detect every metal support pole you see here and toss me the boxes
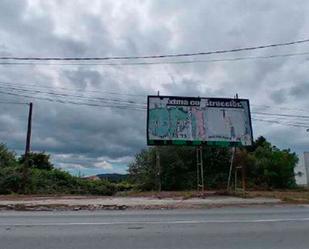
[234,167,238,191]
[227,146,235,191]
[156,147,161,192]
[196,147,200,191]
[200,147,204,191]
[242,164,246,192]
[196,146,204,191]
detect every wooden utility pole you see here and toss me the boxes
[22,102,33,193]
[24,102,33,158]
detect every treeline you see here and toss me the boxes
[0,136,299,195]
[128,136,299,191]
[0,144,126,195]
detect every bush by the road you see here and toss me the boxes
[128,136,298,191]
[0,136,299,195]
[0,166,116,195]
[0,145,117,195]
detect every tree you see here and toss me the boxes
[251,143,298,188]
[246,136,266,152]
[19,152,54,171]
[0,143,17,168]
[129,136,299,190]
[128,146,232,190]
[233,136,298,189]
[128,148,157,190]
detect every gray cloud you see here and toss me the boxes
[270,89,288,104]
[289,82,309,98]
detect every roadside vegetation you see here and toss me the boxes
[128,136,299,191]
[0,136,303,196]
[0,145,122,195]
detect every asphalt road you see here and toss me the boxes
[1,206,309,249]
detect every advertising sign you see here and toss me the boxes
[147,96,253,146]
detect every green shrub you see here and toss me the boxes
[0,167,116,195]
[0,166,23,194]
[0,143,18,168]
[19,152,53,171]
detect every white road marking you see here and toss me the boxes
[2,217,309,227]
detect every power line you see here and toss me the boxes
[2,85,309,118]
[3,85,309,118]
[1,81,309,121]
[251,115,309,125]
[0,85,147,106]
[251,116,309,126]
[1,90,309,129]
[1,38,309,61]
[251,104,308,113]
[0,81,147,98]
[252,118,309,128]
[252,111,309,119]
[0,90,146,111]
[0,81,308,116]
[0,81,307,116]
[0,100,28,105]
[1,51,309,66]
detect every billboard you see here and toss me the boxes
[147,96,253,146]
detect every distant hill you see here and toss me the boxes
[96,173,128,182]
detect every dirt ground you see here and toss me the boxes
[0,190,308,211]
[0,191,279,211]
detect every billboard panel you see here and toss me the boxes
[147,96,253,146]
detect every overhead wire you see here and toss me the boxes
[1,38,309,61]
[1,89,308,129]
[251,114,309,124]
[251,115,309,125]
[251,104,308,113]
[0,90,146,111]
[0,81,308,115]
[0,100,28,105]
[0,80,309,129]
[1,37,309,131]
[0,80,147,98]
[1,51,309,66]
[252,111,309,119]
[252,118,309,128]
[1,83,309,120]
[0,85,147,107]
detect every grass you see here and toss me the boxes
[119,188,309,204]
[245,188,309,203]
[115,190,218,199]
[3,189,309,204]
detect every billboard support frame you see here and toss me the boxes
[196,145,204,191]
[227,146,236,191]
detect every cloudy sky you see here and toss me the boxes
[0,0,309,176]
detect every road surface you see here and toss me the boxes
[1,206,309,249]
